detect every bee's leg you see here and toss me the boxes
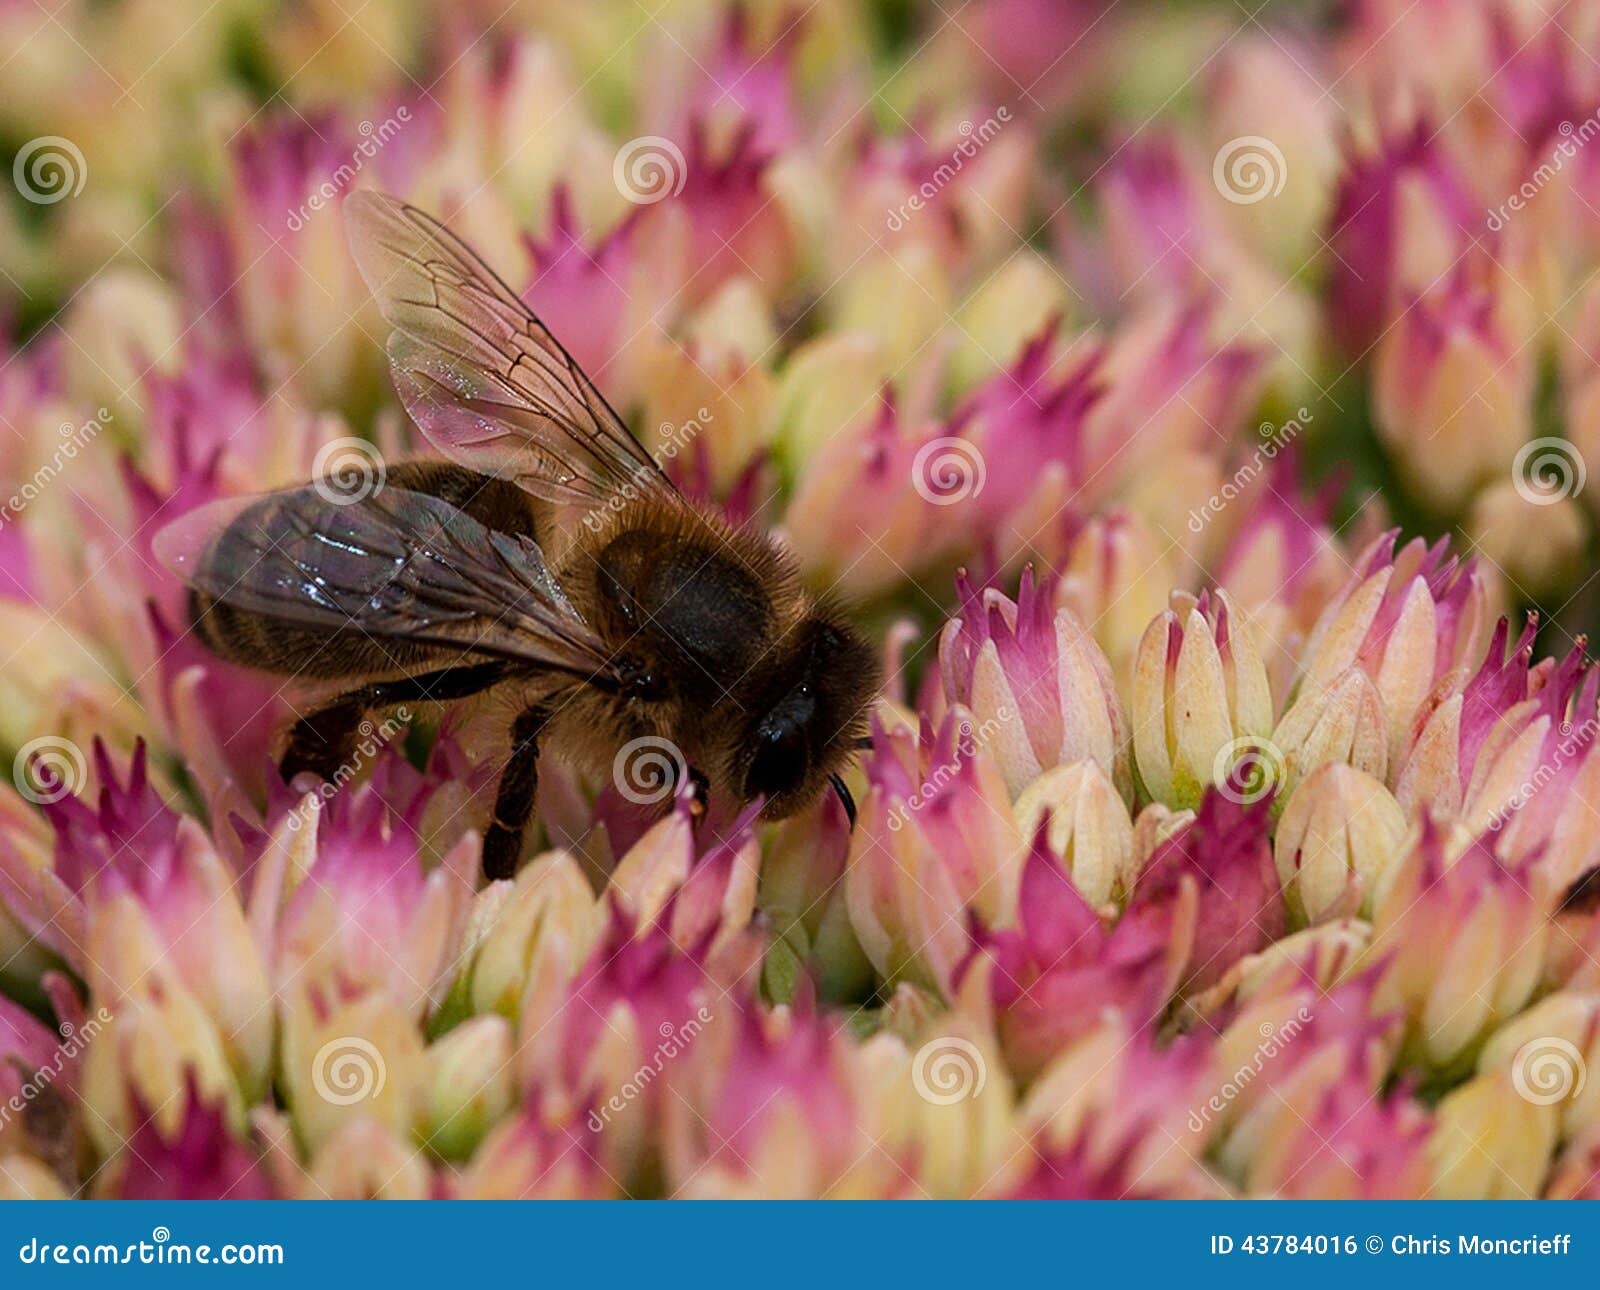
[482,704,550,882]
[686,765,710,820]
[280,700,368,783]
[828,773,857,828]
[279,662,510,783]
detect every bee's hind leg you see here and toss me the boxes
[482,704,550,882]
[279,661,510,785]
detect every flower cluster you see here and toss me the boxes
[3,0,1600,1201]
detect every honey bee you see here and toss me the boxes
[156,192,881,880]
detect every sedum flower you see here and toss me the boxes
[1134,789,1284,996]
[1373,263,1532,513]
[1465,480,1587,597]
[1011,760,1136,910]
[1366,825,1549,1070]
[420,1015,516,1163]
[1131,589,1274,809]
[662,1003,882,1199]
[845,710,1023,993]
[1326,118,1478,357]
[959,834,1195,1080]
[1428,1067,1560,1199]
[1294,531,1489,769]
[939,571,1129,800]
[1274,763,1408,924]
[1476,993,1600,1143]
[855,1012,1014,1200]
[1005,1018,1216,1198]
[1245,1080,1433,1200]
[269,785,479,1023]
[108,1074,275,1200]
[453,1102,607,1200]
[1054,509,1175,673]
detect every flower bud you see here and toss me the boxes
[1012,760,1136,909]
[1132,590,1273,809]
[420,1015,516,1162]
[1274,764,1407,924]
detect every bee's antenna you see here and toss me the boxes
[828,773,857,828]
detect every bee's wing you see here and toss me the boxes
[154,486,623,682]
[345,190,679,509]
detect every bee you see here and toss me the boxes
[156,192,881,880]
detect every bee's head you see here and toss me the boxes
[737,613,881,818]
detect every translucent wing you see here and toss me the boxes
[154,485,623,682]
[345,190,677,508]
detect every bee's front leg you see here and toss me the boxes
[483,704,550,881]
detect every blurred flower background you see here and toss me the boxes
[4,0,1600,1199]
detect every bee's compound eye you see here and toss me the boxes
[744,719,807,803]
